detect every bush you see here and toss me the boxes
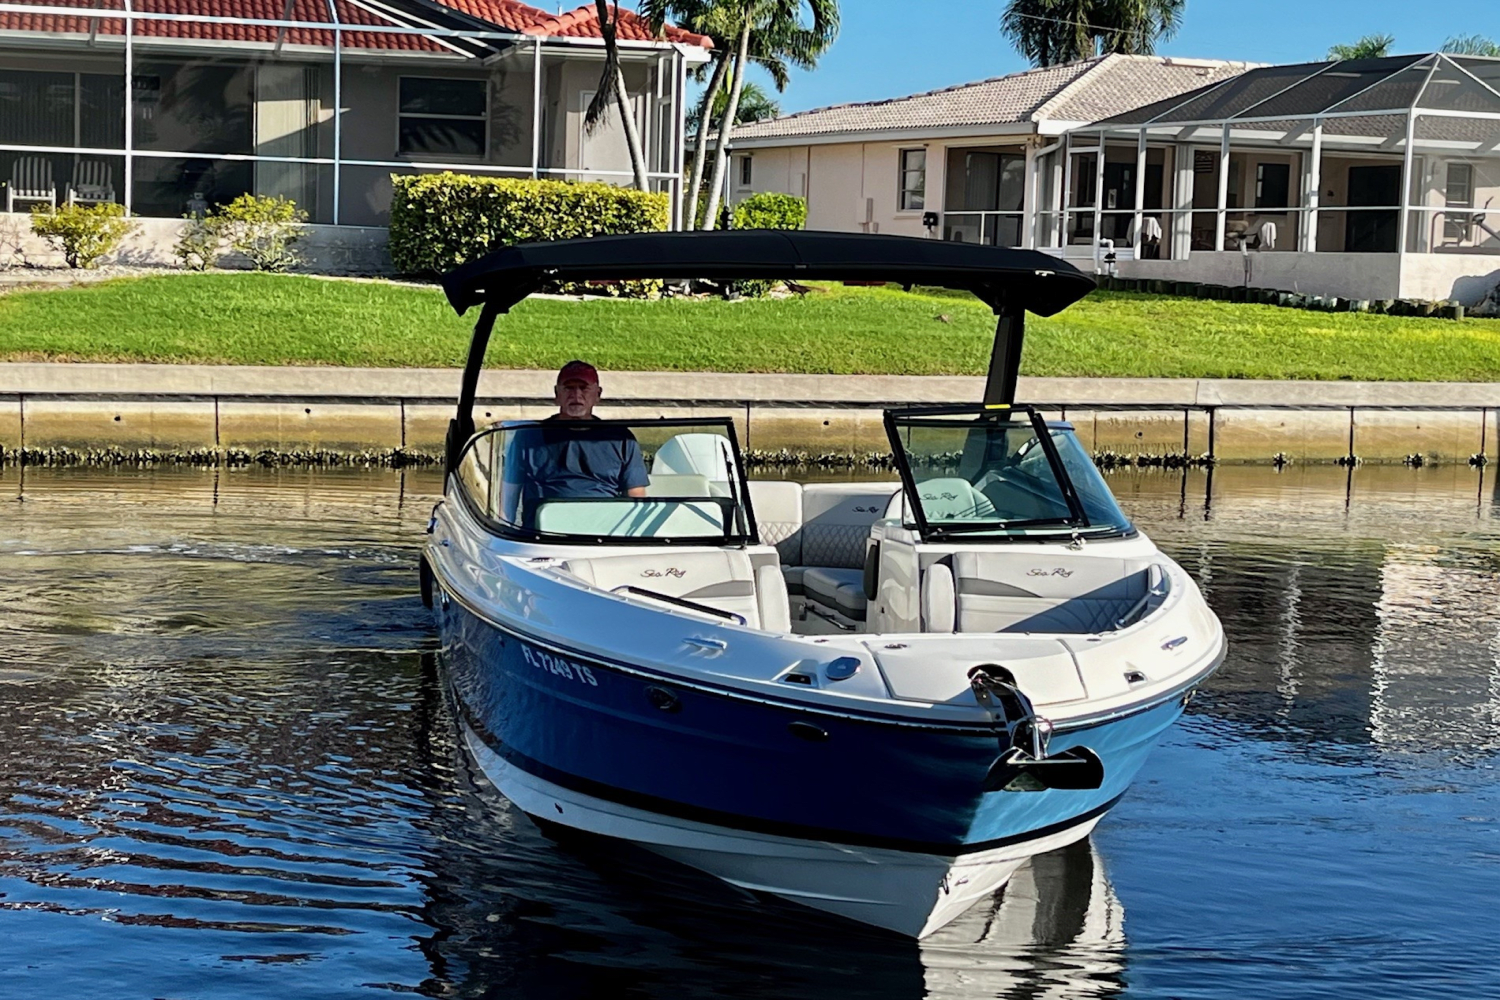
[731,192,807,232]
[213,194,306,272]
[173,216,223,272]
[29,202,134,269]
[389,173,670,279]
[726,192,808,298]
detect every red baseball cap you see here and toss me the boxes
[556,360,599,386]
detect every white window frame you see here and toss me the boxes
[898,147,926,212]
[396,75,489,161]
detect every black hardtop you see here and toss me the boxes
[439,229,1095,317]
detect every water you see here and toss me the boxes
[0,463,1496,998]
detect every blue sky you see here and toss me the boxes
[744,0,1498,114]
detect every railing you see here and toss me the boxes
[940,211,1025,247]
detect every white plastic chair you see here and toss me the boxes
[67,159,115,206]
[6,156,56,213]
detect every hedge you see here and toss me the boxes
[388,173,670,276]
[731,192,808,232]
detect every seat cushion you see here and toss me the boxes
[748,480,803,565]
[563,550,759,626]
[950,551,1151,634]
[801,483,900,569]
[803,566,867,621]
[780,564,807,596]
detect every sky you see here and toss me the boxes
[739,0,1499,115]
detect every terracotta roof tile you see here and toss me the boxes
[0,0,709,51]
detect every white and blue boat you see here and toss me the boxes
[421,231,1225,938]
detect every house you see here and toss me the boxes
[722,55,1254,243]
[1058,53,1500,305]
[0,0,710,230]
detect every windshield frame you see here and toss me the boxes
[447,416,761,547]
[883,403,1103,543]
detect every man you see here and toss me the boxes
[500,361,649,525]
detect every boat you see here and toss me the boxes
[420,230,1225,938]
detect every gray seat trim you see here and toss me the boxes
[804,566,867,621]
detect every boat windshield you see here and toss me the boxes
[887,407,1134,540]
[451,417,756,545]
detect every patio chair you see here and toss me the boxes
[6,156,56,213]
[67,159,116,206]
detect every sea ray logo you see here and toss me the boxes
[852,505,881,513]
[1027,567,1074,578]
[641,568,687,578]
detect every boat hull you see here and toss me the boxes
[436,589,1192,935]
[460,719,1104,938]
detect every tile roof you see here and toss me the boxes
[0,0,710,51]
[727,55,1255,143]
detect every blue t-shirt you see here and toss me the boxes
[506,418,650,516]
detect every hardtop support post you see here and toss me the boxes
[983,305,1025,407]
[446,300,503,476]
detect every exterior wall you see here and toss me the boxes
[731,134,1036,239]
[0,211,393,273]
[1118,251,1403,302]
[0,40,678,229]
[1399,253,1500,304]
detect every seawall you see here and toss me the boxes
[0,363,1494,466]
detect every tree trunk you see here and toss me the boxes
[701,17,751,230]
[614,62,651,192]
[684,52,730,230]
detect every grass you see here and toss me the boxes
[2,271,1500,381]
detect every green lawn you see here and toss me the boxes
[2,272,1499,380]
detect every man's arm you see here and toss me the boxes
[621,435,650,498]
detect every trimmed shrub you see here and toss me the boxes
[726,192,808,298]
[29,202,134,269]
[731,191,807,232]
[214,194,306,272]
[173,216,223,272]
[389,173,671,281]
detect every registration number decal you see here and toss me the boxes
[521,645,599,687]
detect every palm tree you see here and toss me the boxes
[1327,34,1396,60]
[1001,0,1184,68]
[643,0,803,228]
[687,80,780,132]
[699,0,838,229]
[584,2,651,191]
[1442,34,1500,57]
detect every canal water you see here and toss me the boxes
[0,463,1496,998]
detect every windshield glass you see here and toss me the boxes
[452,418,754,544]
[889,411,1133,539]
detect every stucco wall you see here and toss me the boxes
[733,136,1034,238]
[1119,251,1404,302]
[1400,253,1500,304]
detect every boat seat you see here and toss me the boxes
[948,551,1152,634]
[794,483,900,622]
[803,567,867,621]
[561,549,761,627]
[748,480,803,580]
[646,473,712,497]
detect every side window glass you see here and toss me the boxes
[456,430,499,517]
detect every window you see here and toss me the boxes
[1255,162,1291,209]
[398,77,486,159]
[1445,162,1474,242]
[738,154,753,187]
[899,148,925,211]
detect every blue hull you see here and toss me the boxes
[439,593,1187,855]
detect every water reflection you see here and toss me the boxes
[0,463,1495,997]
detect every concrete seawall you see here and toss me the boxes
[0,363,1494,466]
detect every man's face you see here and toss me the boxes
[555,378,600,418]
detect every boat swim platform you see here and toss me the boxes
[0,363,1494,466]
